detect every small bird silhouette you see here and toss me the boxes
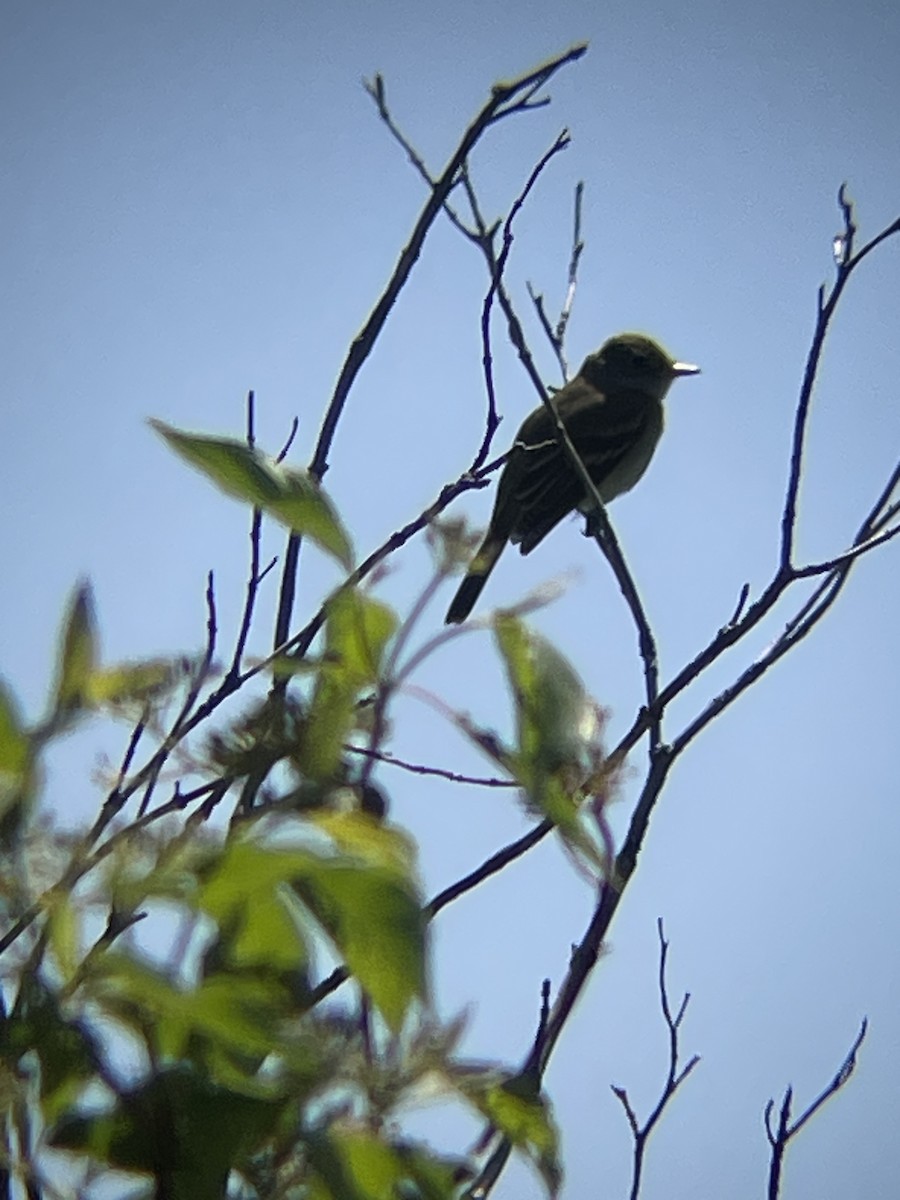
[445,333,700,624]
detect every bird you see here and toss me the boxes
[444,332,700,624]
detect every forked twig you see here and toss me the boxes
[764,1019,868,1199]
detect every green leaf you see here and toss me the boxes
[312,810,415,877]
[86,658,180,706]
[494,616,611,872]
[295,858,426,1033]
[199,833,425,1033]
[324,590,398,685]
[177,974,292,1059]
[46,890,80,985]
[495,615,598,780]
[105,834,210,913]
[306,1128,409,1200]
[398,1143,473,1200]
[5,975,102,1124]
[53,582,98,715]
[305,1128,465,1200]
[298,590,398,782]
[0,679,35,828]
[470,1074,561,1198]
[90,952,292,1066]
[198,840,311,973]
[50,1064,285,1198]
[151,420,353,567]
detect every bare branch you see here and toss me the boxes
[268,48,587,683]
[765,1020,868,1199]
[348,744,517,787]
[357,571,450,791]
[275,415,300,463]
[468,129,573,471]
[363,74,474,241]
[525,181,584,383]
[793,521,900,576]
[311,45,586,485]
[112,713,147,795]
[425,821,552,920]
[222,394,271,682]
[725,582,751,628]
[556,180,585,357]
[527,282,559,363]
[611,920,700,1200]
[781,190,899,569]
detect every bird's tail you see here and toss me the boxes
[444,535,506,624]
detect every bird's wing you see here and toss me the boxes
[507,384,657,554]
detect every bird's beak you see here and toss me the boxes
[671,361,701,377]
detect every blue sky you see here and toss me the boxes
[2,1,899,1196]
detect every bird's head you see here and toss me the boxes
[583,333,700,401]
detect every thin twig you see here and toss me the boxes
[528,181,585,381]
[425,821,551,919]
[764,1019,868,1200]
[227,392,266,681]
[358,571,446,790]
[133,571,217,820]
[469,129,573,473]
[312,46,587,487]
[349,745,516,787]
[556,180,585,367]
[780,191,899,569]
[611,919,700,1200]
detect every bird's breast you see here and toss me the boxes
[594,403,663,504]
